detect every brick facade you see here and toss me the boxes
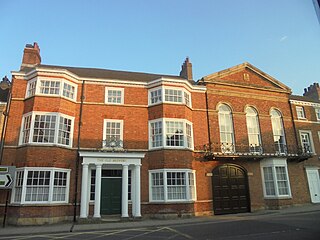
[0,43,319,225]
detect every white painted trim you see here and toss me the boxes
[11,167,71,205]
[148,168,196,203]
[19,111,75,147]
[299,130,316,155]
[260,159,292,199]
[105,87,124,105]
[290,99,320,108]
[148,118,194,150]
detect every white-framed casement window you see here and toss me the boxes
[19,112,74,147]
[260,159,291,199]
[26,77,77,101]
[270,109,287,154]
[149,169,196,202]
[103,119,124,148]
[245,107,262,153]
[296,106,306,119]
[149,118,193,150]
[12,167,70,204]
[315,108,320,121]
[105,87,124,104]
[148,87,192,107]
[299,130,315,154]
[218,104,235,153]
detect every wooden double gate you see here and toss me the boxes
[212,164,251,215]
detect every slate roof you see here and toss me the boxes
[290,95,320,104]
[20,64,191,83]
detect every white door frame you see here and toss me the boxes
[306,167,320,203]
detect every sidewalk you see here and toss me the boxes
[1,204,320,236]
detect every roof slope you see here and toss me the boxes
[20,64,188,83]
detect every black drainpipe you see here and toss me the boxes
[71,80,85,232]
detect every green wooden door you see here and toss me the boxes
[101,178,122,215]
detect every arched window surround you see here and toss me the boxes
[270,108,287,154]
[218,103,235,153]
[245,106,262,153]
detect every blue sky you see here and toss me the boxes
[0,0,319,95]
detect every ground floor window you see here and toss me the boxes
[260,159,291,198]
[149,169,196,202]
[12,168,70,204]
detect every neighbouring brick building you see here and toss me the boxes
[0,43,319,225]
[289,84,320,204]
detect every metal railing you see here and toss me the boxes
[102,138,123,150]
[203,142,312,158]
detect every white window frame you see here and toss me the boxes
[105,87,124,105]
[296,106,306,119]
[270,109,287,154]
[149,169,196,203]
[149,118,194,150]
[260,159,292,199]
[102,119,124,148]
[11,167,70,204]
[245,107,262,153]
[299,130,315,154]
[149,87,162,105]
[218,104,235,153]
[19,111,74,147]
[148,86,192,107]
[315,108,320,121]
[25,77,78,101]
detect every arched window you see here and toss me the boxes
[270,109,286,153]
[218,104,235,153]
[245,107,262,153]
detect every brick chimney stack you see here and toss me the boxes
[21,42,41,69]
[179,57,193,81]
[303,82,320,100]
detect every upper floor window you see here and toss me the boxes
[149,169,196,202]
[105,87,124,104]
[148,87,191,107]
[103,119,123,148]
[299,130,314,154]
[149,118,193,150]
[246,107,262,153]
[26,78,77,101]
[315,108,320,121]
[20,112,74,147]
[270,109,286,154]
[12,167,70,204]
[218,104,235,153]
[296,106,306,119]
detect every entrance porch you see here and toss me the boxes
[79,151,145,219]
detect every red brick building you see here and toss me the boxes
[289,84,320,205]
[0,43,318,225]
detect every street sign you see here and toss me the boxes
[0,166,15,189]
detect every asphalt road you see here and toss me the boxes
[1,211,319,240]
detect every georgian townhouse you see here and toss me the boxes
[196,63,313,214]
[0,43,316,225]
[289,85,320,204]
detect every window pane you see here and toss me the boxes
[25,170,51,202]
